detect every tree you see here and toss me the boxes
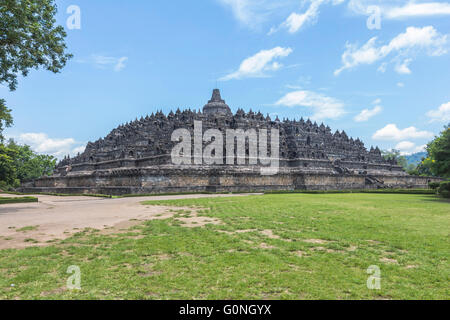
[0,0,69,189]
[382,149,408,168]
[0,0,72,91]
[424,124,450,178]
[0,0,72,139]
[0,140,56,189]
[405,163,417,174]
[412,157,434,177]
[7,140,56,181]
[0,99,13,142]
[0,143,18,188]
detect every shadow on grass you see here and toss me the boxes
[416,195,450,204]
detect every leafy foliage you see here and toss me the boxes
[383,128,450,177]
[428,182,440,190]
[0,99,13,142]
[424,125,450,178]
[381,149,417,173]
[403,152,429,175]
[0,140,56,190]
[0,0,72,91]
[0,143,17,185]
[411,160,433,177]
[0,0,72,143]
[7,140,56,180]
[437,181,450,198]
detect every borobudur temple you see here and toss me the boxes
[22,89,438,195]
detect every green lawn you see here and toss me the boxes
[0,193,448,300]
[0,197,38,205]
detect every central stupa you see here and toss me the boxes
[203,89,232,116]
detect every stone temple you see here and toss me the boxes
[22,89,436,195]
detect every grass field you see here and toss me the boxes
[0,197,38,205]
[0,193,448,300]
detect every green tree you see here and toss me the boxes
[0,0,70,188]
[0,0,72,140]
[0,140,56,189]
[414,158,434,177]
[0,0,72,91]
[405,163,417,174]
[382,149,408,169]
[0,99,13,142]
[425,124,450,178]
[7,140,56,181]
[0,144,17,185]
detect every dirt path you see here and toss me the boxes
[0,193,260,250]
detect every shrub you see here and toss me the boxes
[0,180,7,190]
[0,179,21,191]
[12,179,20,189]
[0,180,13,191]
[429,182,441,190]
[437,181,450,198]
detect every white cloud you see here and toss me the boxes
[395,58,412,74]
[218,0,296,29]
[11,133,85,159]
[348,1,450,19]
[218,0,253,25]
[372,98,381,105]
[354,105,382,122]
[72,146,86,155]
[426,101,450,122]
[395,141,427,155]
[271,0,324,34]
[395,140,415,151]
[78,55,129,72]
[220,47,293,81]
[414,144,427,153]
[335,26,448,75]
[114,57,128,72]
[269,0,344,35]
[220,1,450,31]
[386,2,450,19]
[372,124,433,141]
[275,90,346,120]
[397,82,405,87]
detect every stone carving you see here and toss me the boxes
[57,89,385,169]
[22,89,439,195]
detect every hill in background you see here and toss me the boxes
[405,152,427,166]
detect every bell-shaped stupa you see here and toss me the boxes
[203,89,232,116]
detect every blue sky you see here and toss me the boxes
[2,0,450,159]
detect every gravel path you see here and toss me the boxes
[0,193,260,249]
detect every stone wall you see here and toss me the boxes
[21,166,440,195]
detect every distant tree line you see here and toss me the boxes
[383,124,450,179]
[418,124,450,178]
[0,140,56,190]
[382,149,414,173]
[383,124,450,198]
